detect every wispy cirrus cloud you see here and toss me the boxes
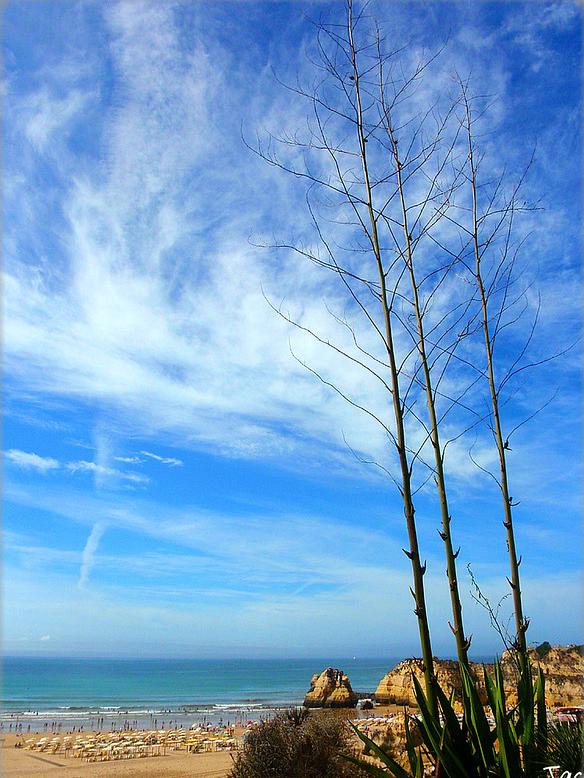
[22,87,95,151]
[2,0,581,658]
[3,448,148,485]
[3,0,579,488]
[66,460,149,485]
[4,449,60,473]
[113,452,184,466]
[140,451,183,467]
[78,522,107,589]
[4,488,582,656]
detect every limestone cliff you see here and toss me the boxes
[350,716,423,771]
[303,667,357,708]
[374,658,488,708]
[374,645,583,709]
[502,643,584,708]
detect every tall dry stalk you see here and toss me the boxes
[343,2,437,712]
[461,90,529,668]
[376,48,471,669]
[250,2,504,707]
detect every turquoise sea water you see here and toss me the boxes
[1,657,399,731]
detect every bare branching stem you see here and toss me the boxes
[254,0,544,705]
[386,113,471,669]
[463,93,529,669]
[347,0,438,714]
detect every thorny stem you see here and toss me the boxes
[348,0,438,716]
[385,109,471,669]
[464,96,529,670]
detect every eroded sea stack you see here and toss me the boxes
[303,645,582,712]
[303,667,357,708]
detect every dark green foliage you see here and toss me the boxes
[346,721,420,778]
[347,656,575,778]
[534,642,552,660]
[540,721,584,774]
[228,709,363,778]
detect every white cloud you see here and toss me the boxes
[78,522,107,589]
[4,530,582,656]
[140,450,183,467]
[1,0,581,662]
[4,449,60,473]
[1,1,391,476]
[3,448,150,487]
[23,87,93,151]
[66,460,149,485]
[40,634,51,641]
[2,0,580,495]
[4,479,406,592]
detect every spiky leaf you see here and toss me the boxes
[347,721,412,778]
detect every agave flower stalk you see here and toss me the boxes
[380,107,471,670]
[347,1,439,715]
[463,96,529,669]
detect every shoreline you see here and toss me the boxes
[0,702,306,735]
[0,695,392,735]
[1,706,405,778]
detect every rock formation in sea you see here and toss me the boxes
[348,644,583,773]
[303,667,358,708]
[374,644,583,709]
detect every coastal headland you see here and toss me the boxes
[3,644,581,776]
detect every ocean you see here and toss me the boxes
[1,656,398,732]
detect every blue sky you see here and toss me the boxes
[3,0,582,659]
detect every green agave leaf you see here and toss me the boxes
[483,666,498,720]
[517,659,535,746]
[461,663,494,774]
[522,665,548,774]
[493,696,521,778]
[404,714,424,778]
[412,675,469,778]
[343,753,398,778]
[535,666,547,757]
[412,675,443,748]
[480,659,520,778]
[494,660,507,713]
[435,684,462,738]
[435,681,476,769]
[347,721,412,778]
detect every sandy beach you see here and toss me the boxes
[1,733,234,778]
[1,708,402,777]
